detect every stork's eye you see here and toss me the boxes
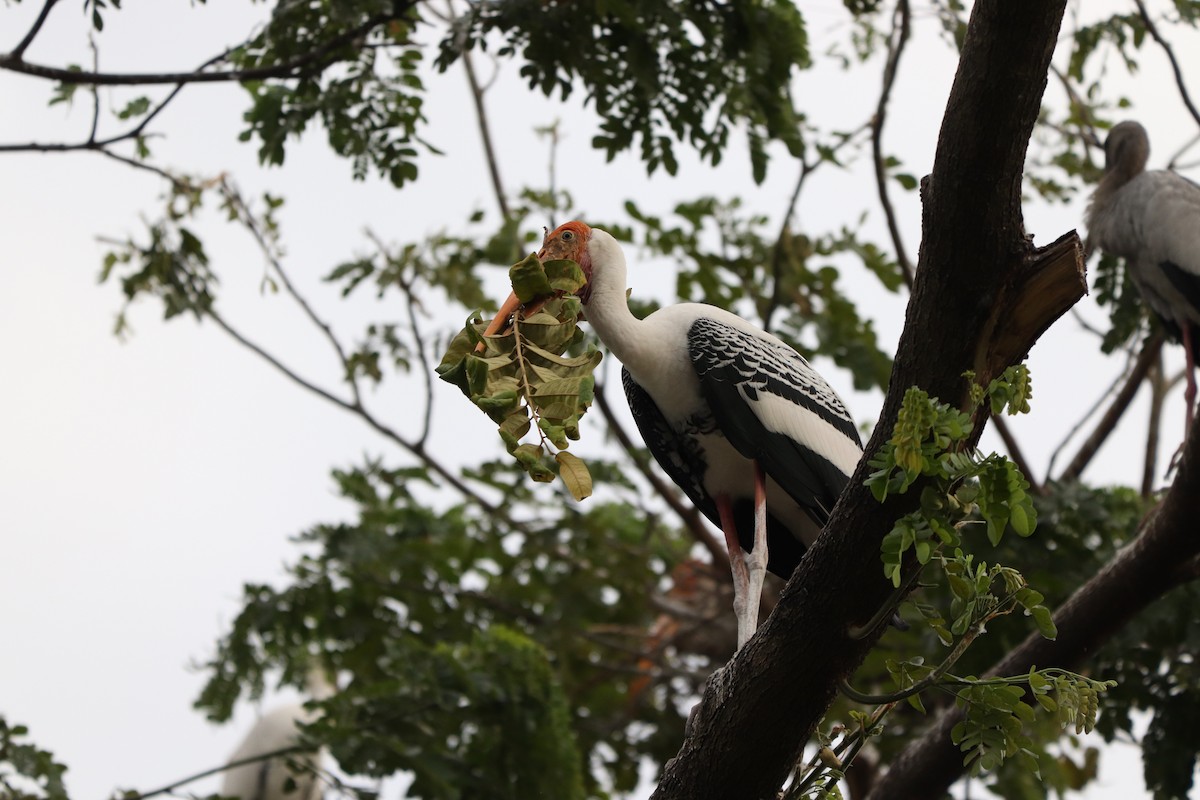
[561,230,574,241]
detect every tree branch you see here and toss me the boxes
[868,413,1200,798]
[0,12,396,86]
[989,414,1042,494]
[1133,0,1200,130]
[1056,332,1164,483]
[222,181,365,410]
[203,306,524,535]
[1142,349,1166,497]
[445,0,511,223]
[9,0,59,61]
[115,744,312,800]
[871,0,915,290]
[652,2,1080,795]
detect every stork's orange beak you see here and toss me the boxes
[474,290,554,353]
[473,232,576,353]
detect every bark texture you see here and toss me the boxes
[652,1,1080,797]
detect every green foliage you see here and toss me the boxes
[953,670,1113,777]
[439,0,810,181]
[1093,251,1149,353]
[1068,14,1146,81]
[196,460,691,797]
[437,255,601,499]
[0,717,69,800]
[1089,570,1200,800]
[845,370,1107,785]
[234,3,431,186]
[311,627,586,800]
[83,0,121,31]
[100,222,215,335]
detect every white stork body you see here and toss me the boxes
[221,705,322,800]
[1087,121,1200,426]
[524,221,863,646]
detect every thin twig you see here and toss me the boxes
[86,33,100,143]
[1133,0,1200,130]
[96,148,194,192]
[114,745,312,800]
[362,230,435,447]
[870,0,915,289]
[1142,349,1165,497]
[223,181,364,410]
[1045,334,1137,476]
[1,12,399,86]
[204,307,520,531]
[445,0,510,222]
[989,414,1042,494]
[2,54,211,153]
[1048,65,1102,150]
[9,0,59,61]
[1057,332,1164,483]
[762,160,811,334]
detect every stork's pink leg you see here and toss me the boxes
[1184,325,1196,431]
[716,462,770,650]
[745,461,769,643]
[717,494,752,650]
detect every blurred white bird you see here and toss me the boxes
[220,672,333,800]
[1086,120,1200,428]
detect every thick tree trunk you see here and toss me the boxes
[652,1,1080,797]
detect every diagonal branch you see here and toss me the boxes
[869,413,1200,798]
[9,0,59,61]
[1,11,398,86]
[1133,0,1200,130]
[203,306,525,535]
[871,0,915,289]
[1,51,221,153]
[1142,349,1166,497]
[1056,332,1164,483]
[989,414,1042,494]
[222,180,364,411]
[115,744,313,800]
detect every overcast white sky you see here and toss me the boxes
[1,2,1195,798]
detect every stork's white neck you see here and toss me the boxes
[581,230,653,374]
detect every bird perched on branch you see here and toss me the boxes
[220,672,333,800]
[1086,120,1200,429]
[484,221,863,649]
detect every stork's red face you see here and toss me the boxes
[539,220,594,304]
[476,221,594,351]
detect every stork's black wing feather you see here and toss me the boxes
[1160,260,1200,322]
[686,317,861,526]
[621,367,719,526]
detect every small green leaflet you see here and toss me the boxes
[437,255,600,500]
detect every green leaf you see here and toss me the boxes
[510,252,554,303]
[1030,606,1058,640]
[555,452,592,501]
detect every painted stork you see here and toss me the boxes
[1086,120,1200,428]
[220,704,323,800]
[485,221,863,648]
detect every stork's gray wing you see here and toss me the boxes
[686,317,862,525]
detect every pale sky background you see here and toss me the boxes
[1,2,1195,798]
